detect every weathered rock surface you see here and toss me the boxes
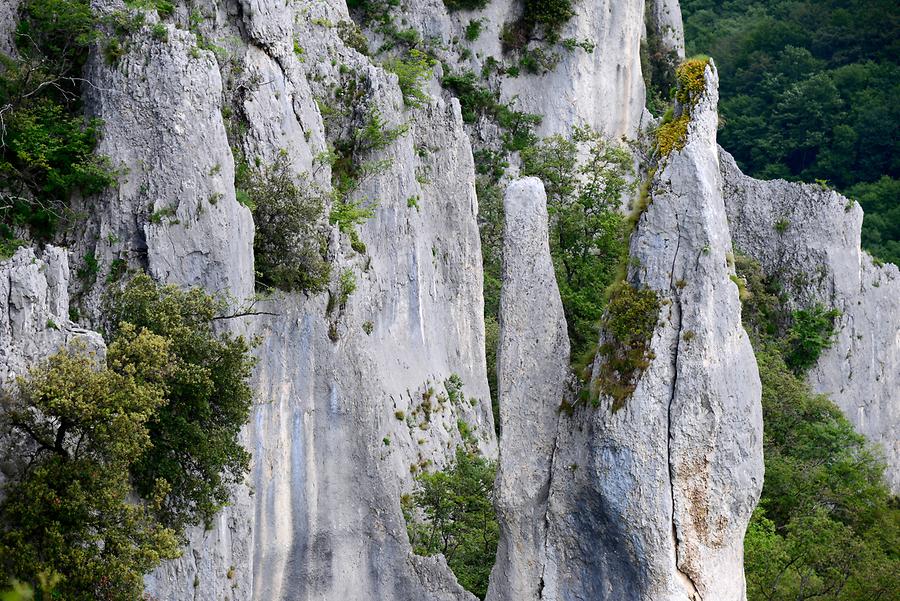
[721,150,900,491]
[488,62,762,601]
[488,178,568,601]
[1,0,897,599]
[0,246,104,389]
[0,0,17,57]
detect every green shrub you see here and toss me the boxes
[337,20,369,55]
[595,282,660,410]
[465,19,483,41]
[384,49,436,108]
[443,0,490,11]
[236,152,331,293]
[784,304,841,373]
[440,71,497,123]
[105,274,256,531]
[403,447,498,600]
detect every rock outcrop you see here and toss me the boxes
[721,151,900,491]
[488,178,569,601]
[0,246,104,389]
[489,60,762,601]
[1,0,897,599]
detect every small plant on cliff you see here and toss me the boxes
[655,56,710,158]
[236,151,331,294]
[403,447,498,600]
[383,49,436,108]
[594,282,660,410]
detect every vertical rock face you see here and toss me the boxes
[614,61,762,601]
[488,178,568,601]
[1,0,897,599]
[648,0,686,61]
[721,152,900,491]
[0,246,105,389]
[489,63,762,601]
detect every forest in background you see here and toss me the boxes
[681,0,899,265]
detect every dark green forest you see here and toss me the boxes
[681,0,900,265]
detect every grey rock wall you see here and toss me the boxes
[487,178,569,601]
[721,150,900,491]
[488,61,762,601]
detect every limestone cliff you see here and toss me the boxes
[0,0,896,600]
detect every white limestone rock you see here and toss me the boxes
[0,246,105,389]
[487,177,569,601]
[721,149,900,491]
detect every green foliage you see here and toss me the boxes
[733,254,900,600]
[337,20,369,55]
[0,0,114,241]
[521,127,636,359]
[403,447,498,600]
[465,19,483,41]
[236,152,331,293]
[443,0,490,11]
[105,274,256,532]
[847,176,900,265]
[338,268,357,308]
[384,49,436,108]
[440,71,498,123]
[783,305,841,373]
[654,57,709,157]
[595,282,660,410]
[0,331,181,599]
[522,0,575,43]
[681,0,899,264]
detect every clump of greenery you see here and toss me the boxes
[521,127,635,360]
[384,49,436,108]
[403,447,498,600]
[655,57,710,157]
[1,0,115,242]
[733,254,898,601]
[319,79,409,251]
[104,274,257,531]
[656,112,690,156]
[337,20,369,55]
[465,19,483,41]
[0,333,181,600]
[783,304,841,373]
[236,151,331,293]
[443,0,490,11]
[594,282,660,410]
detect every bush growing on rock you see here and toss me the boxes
[403,447,498,600]
[236,152,331,294]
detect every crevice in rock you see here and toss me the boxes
[663,211,702,600]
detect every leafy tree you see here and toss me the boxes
[521,127,634,361]
[104,274,256,532]
[403,447,498,600]
[0,329,181,600]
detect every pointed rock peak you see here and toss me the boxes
[656,57,719,158]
